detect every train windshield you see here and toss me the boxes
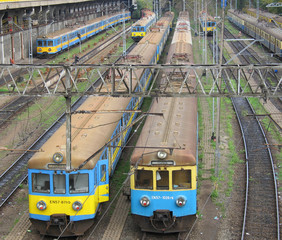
[156,171,169,190]
[32,173,50,193]
[48,41,53,47]
[172,170,191,189]
[69,173,89,194]
[37,40,43,47]
[53,174,66,194]
[135,170,153,189]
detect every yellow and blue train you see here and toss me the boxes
[131,9,156,41]
[199,11,216,35]
[130,11,197,233]
[36,11,130,56]
[227,9,282,57]
[28,11,174,238]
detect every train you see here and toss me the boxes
[227,9,282,57]
[28,11,174,237]
[130,11,198,233]
[199,11,216,35]
[245,8,282,28]
[36,11,131,56]
[131,9,156,41]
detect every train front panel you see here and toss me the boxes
[130,165,197,233]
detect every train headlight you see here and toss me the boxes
[176,197,186,207]
[72,201,83,211]
[53,152,64,163]
[157,151,167,159]
[48,48,51,52]
[39,48,42,52]
[37,200,47,210]
[140,196,150,207]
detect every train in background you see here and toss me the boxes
[130,11,198,233]
[227,9,282,57]
[36,11,130,56]
[131,9,156,41]
[245,8,282,28]
[28,11,174,237]
[199,10,216,35]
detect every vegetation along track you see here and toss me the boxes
[208,27,280,239]
[0,41,136,209]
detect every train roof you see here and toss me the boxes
[169,11,193,64]
[199,10,215,22]
[37,11,129,39]
[229,9,282,40]
[132,9,155,27]
[130,97,197,167]
[28,96,131,170]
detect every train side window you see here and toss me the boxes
[100,165,106,182]
[53,174,66,194]
[156,171,169,190]
[135,170,153,189]
[69,173,89,194]
[172,170,191,189]
[32,173,50,193]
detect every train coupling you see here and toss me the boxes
[50,214,69,226]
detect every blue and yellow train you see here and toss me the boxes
[130,11,198,233]
[227,9,282,57]
[199,11,216,35]
[28,11,174,238]
[36,11,130,56]
[131,9,156,41]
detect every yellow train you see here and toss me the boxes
[131,9,156,41]
[199,11,216,35]
[36,11,130,56]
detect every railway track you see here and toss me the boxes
[234,97,280,240]
[0,25,132,129]
[209,29,280,239]
[223,28,282,111]
[0,40,136,209]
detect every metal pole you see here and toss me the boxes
[123,9,126,56]
[65,67,72,171]
[215,4,225,177]
[183,0,185,11]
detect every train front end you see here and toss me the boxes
[130,150,197,233]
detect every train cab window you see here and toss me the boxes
[48,41,53,47]
[135,170,153,189]
[53,174,66,194]
[37,41,43,47]
[32,173,50,193]
[69,173,89,194]
[141,27,145,32]
[172,170,191,189]
[156,171,169,190]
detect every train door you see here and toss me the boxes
[98,159,109,203]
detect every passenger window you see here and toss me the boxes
[53,174,66,194]
[37,41,42,47]
[135,170,153,189]
[156,171,169,190]
[69,173,89,193]
[32,173,50,193]
[100,165,106,182]
[172,170,191,189]
[48,41,53,47]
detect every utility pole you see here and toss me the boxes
[215,3,225,177]
[123,9,126,56]
[65,67,72,171]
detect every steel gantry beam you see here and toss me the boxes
[0,64,281,98]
